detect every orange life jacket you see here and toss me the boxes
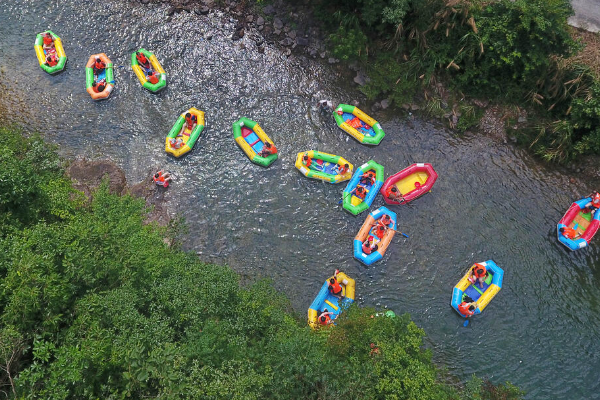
[137,53,148,65]
[94,60,105,70]
[268,144,277,154]
[362,241,374,254]
[375,225,386,239]
[338,165,348,175]
[329,279,342,295]
[592,193,600,207]
[43,36,53,45]
[361,173,375,185]
[303,157,312,167]
[473,264,487,279]
[380,216,392,226]
[319,314,331,325]
[348,117,363,129]
[153,172,165,185]
[562,227,579,239]
[148,72,159,84]
[458,302,475,316]
[46,55,58,67]
[355,187,366,199]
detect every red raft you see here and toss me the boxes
[380,163,438,205]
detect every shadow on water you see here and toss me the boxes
[1,0,600,398]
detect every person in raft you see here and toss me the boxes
[362,236,379,255]
[147,70,160,85]
[153,170,172,187]
[336,163,350,175]
[385,186,405,203]
[42,32,56,54]
[91,80,106,93]
[302,153,312,167]
[327,269,343,299]
[45,53,59,67]
[559,226,581,240]
[468,263,488,289]
[583,192,600,213]
[178,113,197,136]
[360,171,376,186]
[136,51,152,72]
[458,296,477,318]
[353,185,367,200]
[317,309,335,326]
[258,141,277,157]
[169,138,184,149]
[93,57,106,76]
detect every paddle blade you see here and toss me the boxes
[463,319,469,327]
[401,232,409,238]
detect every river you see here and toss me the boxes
[1,0,599,398]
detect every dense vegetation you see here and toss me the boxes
[315,0,600,163]
[0,127,523,398]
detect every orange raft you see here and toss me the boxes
[85,53,114,101]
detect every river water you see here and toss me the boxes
[1,0,599,398]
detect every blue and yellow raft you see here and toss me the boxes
[308,272,355,329]
[451,260,503,318]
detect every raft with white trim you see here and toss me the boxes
[232,117,277,167]
[557,196,600,251]
[131,48,166,93]
[165,107,205,158]
[451,260,503,318]
[308,271,355,329]
[380,163,438,205]
[353,207,397,265]
[34,30,67,74]
[333,103,385,145]
[85,53,114,101]
[341,160,384,215]
[295,150,353,183]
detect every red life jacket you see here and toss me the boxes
[355,187,366,199]
[94,60,105,70]
[362,241,373,254]
[473,264,487,279]
[458,302,474,316]
[328,279,342,295]
[267,144,277,154]
[137,53,148,65]
[562,227,579,239]
[592,193,600,207]
[319,314,331,325]
[375,225,385,239]
[46,55,58,67]
[43,35,53,45]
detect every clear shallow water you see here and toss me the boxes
[1,1,600,398]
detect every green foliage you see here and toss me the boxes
[329,26,369,62]
[456,105,484,133]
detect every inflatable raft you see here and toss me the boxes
[341,160,384,215]
[295,150,353,183]
[451,260,503,318]
[353,207,397,265]
[165,107,205,158]
[85,53,114,101]
[380,163,438,205]
[131,48,166,93]
[333,104,385,145]
[232,117,277,167]
[308,271,355,329]
[34,30,67,74]
[557,196,600,251]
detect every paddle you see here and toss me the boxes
[371,223,409,238]
[338,190,354,204]
[463,319,469,327]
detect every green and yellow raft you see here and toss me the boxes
[333,103,385,146]
[232,117,278,167]
[34,30,67,74]
[295,150,353,183]
[165,107,205,158]
[131,48,166,93]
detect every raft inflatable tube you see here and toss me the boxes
[165,107,206,158]
[131,48,166,93]
[380,163,438,205]
[232,117,277,167]
[451,260,503,318]
[557,197,600,251]
[341,160,384,215]
[85,53,114,101]
[333,103,385,145]
[34,30,67,74]
[295,150,353,183]
[308,271,355,329]
[353,207,397,265]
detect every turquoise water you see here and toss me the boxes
[1,0,600,398]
